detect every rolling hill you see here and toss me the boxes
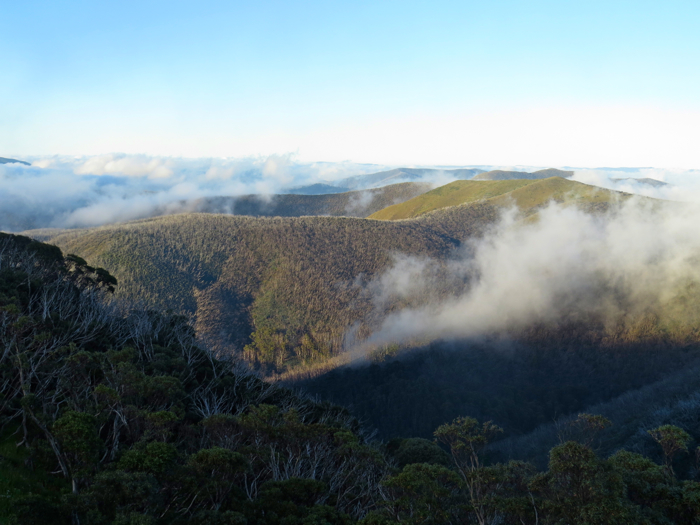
[368,176,627,221]
[30,177,648,378]
[25,177,700,447]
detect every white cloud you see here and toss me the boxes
[357,198,700,356]
[0,154,390,230]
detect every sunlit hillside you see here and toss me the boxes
[369,176,630,221]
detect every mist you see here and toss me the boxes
[0,154,391,231]
[357,197,700,354]
[2,153,700,233]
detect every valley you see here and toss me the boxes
[6,172,700,523]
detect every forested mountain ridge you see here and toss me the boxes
[38,214,464,374]
[29,178,660,379]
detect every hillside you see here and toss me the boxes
[40,214,465,374]
[186,181,432,218]
[32,178,649,378]
[472,167,574,180]
[0,232,386,524]
[369,177,626,221]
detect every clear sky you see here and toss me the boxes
[3,0,700,167]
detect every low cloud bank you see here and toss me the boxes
[2,154,699,232]
[0,154,390,231]
[356,198,700,354]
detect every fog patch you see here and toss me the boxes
[0,154,390,231]
[345,190,378,216]
[353,198,700,357]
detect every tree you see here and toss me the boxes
[52,411,101,494]
[434,417,502,525]
[648,425,691,475]
[532,441,633,525]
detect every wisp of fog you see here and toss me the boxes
[357,198,700,355]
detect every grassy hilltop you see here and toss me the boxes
[369,176,627,221]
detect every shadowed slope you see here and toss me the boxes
[42,214,463,373]
[191,181,432,218]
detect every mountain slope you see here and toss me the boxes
[33,179,662,377]
[187,181,432,218]
[368,179,538,220]
[41,214,464,373]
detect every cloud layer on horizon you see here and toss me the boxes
[2,153,700,231]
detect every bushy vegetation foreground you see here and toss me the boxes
[3,234,700,524]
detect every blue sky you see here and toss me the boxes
[3,1,700,166]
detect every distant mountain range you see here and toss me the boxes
[289,167,485,194]
[472,168,574,180]
[287,167,576,194]
[0,157,30,166]
[611,177,668,187]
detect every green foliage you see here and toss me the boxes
[118,442,178,476]
[0,235,384,523]
[380,463,461,524]
[7,493,69,525]
[648,424,692,473]
[53,411,102,482]
[386,438,449,469]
